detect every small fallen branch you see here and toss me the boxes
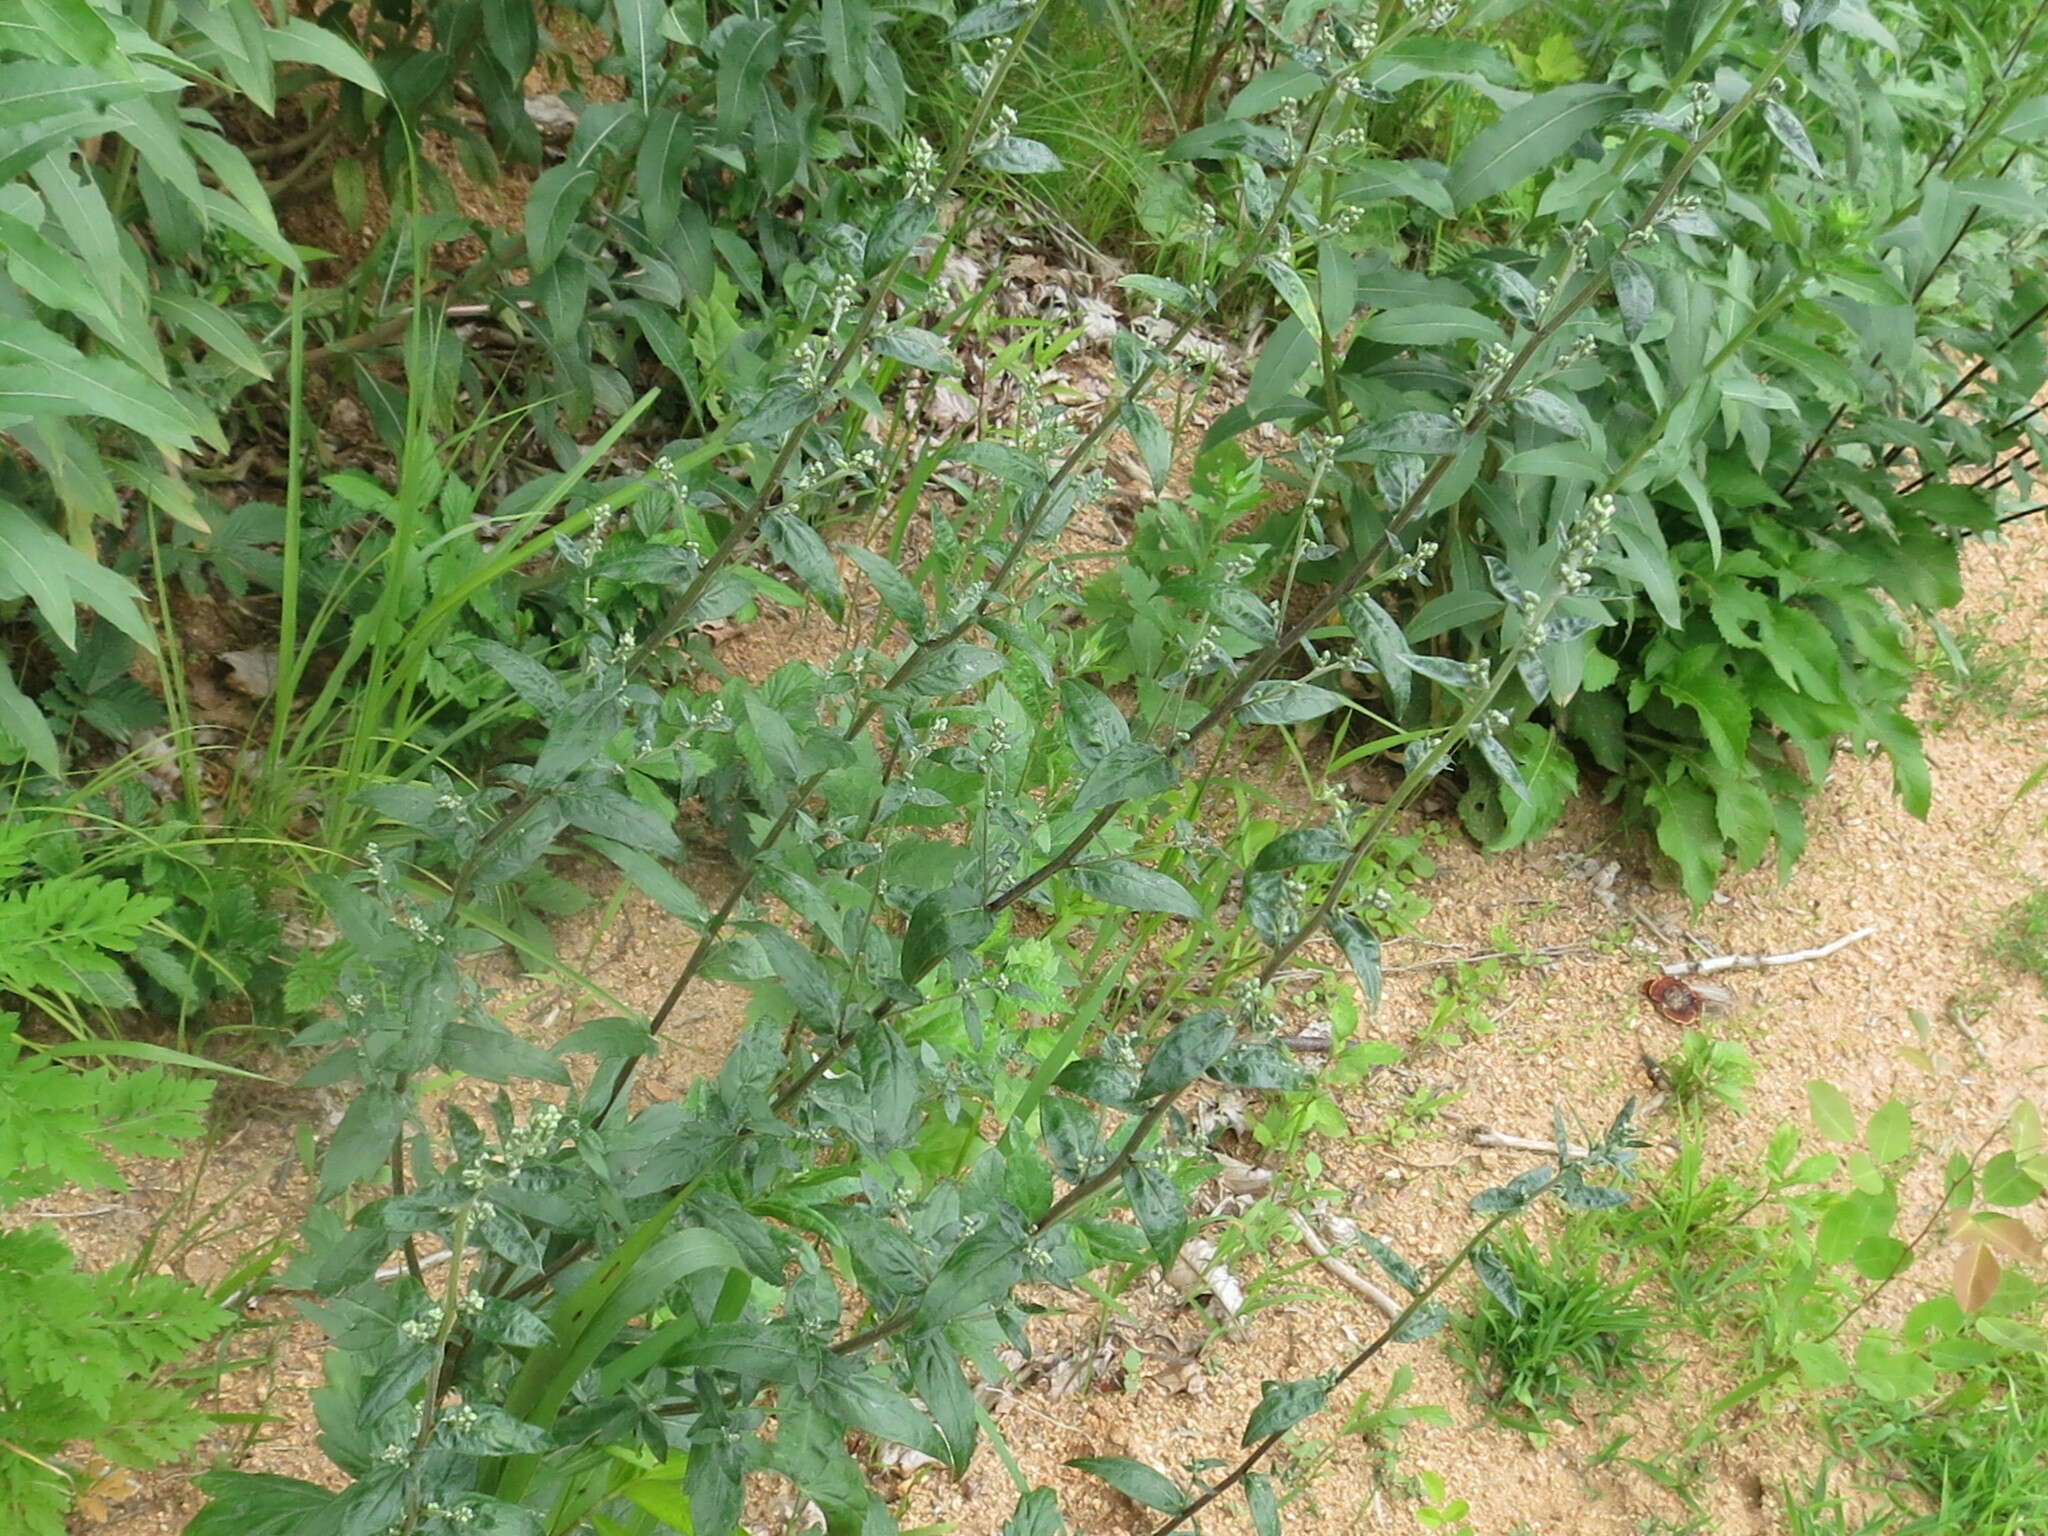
[1288,1210,1402,1320]
[1662,926,1875,977]
[1471,1128,1589,1160]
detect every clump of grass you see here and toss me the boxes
[1595,1144,1777,1328]
[1926,607,2048,731]
[1451,1226,1658,1430]
[1664,1030,1757,1116]
[1990,886,2048,988]
[1825,1352,2048,1535]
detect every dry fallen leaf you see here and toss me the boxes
[220,648,280,698]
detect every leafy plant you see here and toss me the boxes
[0,951,227,1535]
[1203,0,2048,901]
[1663,1029,1757,1116]
[0,0,379,770]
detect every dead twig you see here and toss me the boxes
[1471,1128,1589,1159]
[1660,925,1875,977]
[1288,1210,1402,1320]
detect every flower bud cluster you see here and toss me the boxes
[903,137,939,201]
[1559,492,1617,591]
[1467,707,1512,742]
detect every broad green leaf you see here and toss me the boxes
[1445,84,1625,209]
[1067,859,1203,920]
[154,292,272,379]
[1072,741,1178,812]
[1067,1458,1184,1515]
[1359,304,1501,345]
[1807,1080,1859,1144]
[1123,1164,1188,1269]
[525,161,597,274]
[271,17,385,94]
[0,316,218,452]
[1242,1376,1330,1444]
[1235,680,1352,725]
[1136,1011,1234,1100]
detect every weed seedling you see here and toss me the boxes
[1989,885,2048,988]
[1663,1030,1758,1116]
[1452,1225,1658,1432]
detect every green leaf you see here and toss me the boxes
[1067,1457,1185,1515]
[1763,99,1825,177]
[841,543,925,632]
[0,316,217,453]
[764,510,844,618]
[899,642,1003,697]
[909,1331,978,1474]
[1644,770,1721,906]
[525,162,596,275]
[1807,1080,1859,1144]
[0,60,176,130]
[1123,1163,1188,1269]
[1001,1487,1064,1536]
[921,1228,1024,1325]
[1445,84,1625,209]
[0,498,151,651]
[271,17,386,94]
[978,136,1061,174]
[1345,410,1462,456]
[1471,1243,1522,1317]
[1059,680,1129,765]
[189,1472,338,1535]
[715,17,780,136]
[1863,1100,1911,1165]
[1067,859,1203,920]
[1236,680,1352,725]
[864,198,933,274]
[1981,1151,2044,1206]
[1136,1010,1234,1100]
[902,893,992,985]
[949,1,1035,40]
[1359,304,1501,345]
[614,0,663,105]
[154,292,271,380]
[1073,742,1178,812]
[0,652,60,771]
[1327,912,1382,1006]
[1243,1375,1330,1444]
[874,325,957,374]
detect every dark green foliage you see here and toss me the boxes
[1215,0,2048,902]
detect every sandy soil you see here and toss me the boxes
[40,520,2048,1535]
